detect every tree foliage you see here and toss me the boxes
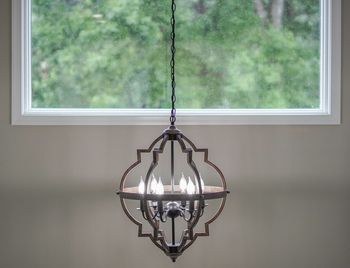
[32,0,320,109]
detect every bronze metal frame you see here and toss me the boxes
[117,125,229,262]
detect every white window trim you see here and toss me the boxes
[11,0,341,126]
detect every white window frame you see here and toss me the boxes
[11,0,341,125]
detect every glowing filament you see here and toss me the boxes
[138,177,145,194]
[200,174,205,191]
[179,173,187,193]
[187,177,195,195]
[150,174,158,194]
[156,177,164,195]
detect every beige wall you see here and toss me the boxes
[1,1,349,267]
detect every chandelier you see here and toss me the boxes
[117,0,229,262]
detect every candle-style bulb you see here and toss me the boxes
[179,173,187,193]
[150,174,157,194]
[187,177,195,195]
[156,177,164,195]
[138,176,145,194]
[200,173,205,191]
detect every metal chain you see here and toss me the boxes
[169,0,177,125]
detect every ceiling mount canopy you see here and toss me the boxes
[117,0,229,262]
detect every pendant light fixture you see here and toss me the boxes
[117,0,229,262]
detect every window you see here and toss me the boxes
[12,0,341,125]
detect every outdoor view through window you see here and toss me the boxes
[32,0,320,109]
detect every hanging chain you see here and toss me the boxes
[169,0,177,125]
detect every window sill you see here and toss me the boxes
[11,108,341,125]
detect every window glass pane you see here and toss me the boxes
[31,0,320,109]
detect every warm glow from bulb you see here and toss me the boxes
[200,174,205,191]
[156,177,164,195]
[187,177,195,195]
[179,173,187,193]
[150,174,157,193]
[194,174,205,193]
[138,177,145,194]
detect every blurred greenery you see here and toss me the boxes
[31,0,320,109]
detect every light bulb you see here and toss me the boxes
[200,174,205,191]
[179,173,187,193]
[138,176,145,194]
[150,174,157,194]
[156,177,164,195]
[194,175,205,193]
[187,177,195,195]
[194,177,199,193]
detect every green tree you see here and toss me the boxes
[32,0,320,109]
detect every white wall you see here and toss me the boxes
[0,1,349,267]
